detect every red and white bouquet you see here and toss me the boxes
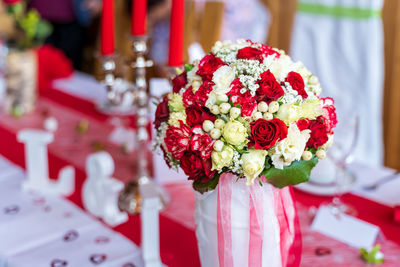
[154,39,337,193]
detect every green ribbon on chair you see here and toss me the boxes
[298,2,381,19]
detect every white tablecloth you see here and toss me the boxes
[0,155,144,267]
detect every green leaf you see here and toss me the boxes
[262,156,318,188]
[35,20,52,40]
[184,64,194,72]
[360,244,384,264]
[192,174,220,194]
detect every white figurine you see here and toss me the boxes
[17,129,75,195]
[82,151,128,227]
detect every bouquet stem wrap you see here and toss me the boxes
[195,173,301,267]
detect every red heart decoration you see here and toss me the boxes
[89,254,107,264]
[51,259,68,267]
[4,205,19,215]
[315,246,331,256]
[63,230,79,242]
[94,236,110,244]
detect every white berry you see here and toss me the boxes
[219,103,231,114]
[213,140,224,151]
[268,101,280,113]
[216,94,228,103]
[210,105,220,115]
[230,107,241,119]
[44,117,58,132]
[316,150,326,159]
[252,111,263,121]
[302,151,312,161]
[214,119,225,129]
[210,128,221,139]
[263,112,273,120]
[202,120,214,132]
[257,101,268,112]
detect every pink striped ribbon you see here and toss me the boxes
[217,174,301,267]
[217,173,233,267]
[248,185,264,267]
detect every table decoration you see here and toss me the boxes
[82,151,128,226]
[154,39,338,266]
[17,129,75,196]
[1,0,51,116]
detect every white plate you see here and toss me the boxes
[295,170,356,196]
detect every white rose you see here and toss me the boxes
[241,149,268,185]
[276,99,322,125]
[211,145,234,171]
[222,121,248,146]
[270,124,310,169]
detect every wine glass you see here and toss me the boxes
[328,112,359,216]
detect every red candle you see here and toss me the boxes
[101,0,114,55]
[131,0,147,36]
[168,0,185,67]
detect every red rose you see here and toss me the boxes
[164,121,191,160]
[296,118,310,131]
[186,105,216,127]
[250,118,288,149]
[196,54,226,80]
[172,72,187,93]
[307,117,329,149]
[227,79,257,116]
[180,151,214,181]
[190,127,214,159]
[320,97,337,134]
[256,70,284,103]
[154,96,170,128]
[286,72,307,98]
[237,47,263,62]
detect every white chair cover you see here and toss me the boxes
[291,0,384,166]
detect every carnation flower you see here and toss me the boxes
[191,127,215,159]
[270,124,310,169]
[320,97,338,134]
[212,65,236,94]
[222,121,248,146]
[164,121,191,160]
